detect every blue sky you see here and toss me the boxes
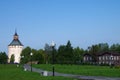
[0,0,120,52]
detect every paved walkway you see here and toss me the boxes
[23,64,120,80]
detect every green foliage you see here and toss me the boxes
[114,65,120,69]
[56,40,85,64]
[20,46,45,64]
[34,64,120,77]
[73,47,84,64]
[20,42,120,65]
[88,43,109,54]
[44,43,52,64]
[110,43,120,53]
[32,49,44,64]
[57,45,66,64]
[57,40,74,64]
[20,46,31,63]
[0,52,8,64]
[0,64,76,80]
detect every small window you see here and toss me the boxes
[99,57,101,60]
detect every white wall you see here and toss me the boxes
[8,45,23,63]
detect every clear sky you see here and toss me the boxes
[0,0,120,53]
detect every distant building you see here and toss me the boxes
[83,53,93,63]
[83,52,120,65]
[98,52,120,65]
[8,31,23,63]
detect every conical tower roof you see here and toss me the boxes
[8,31,23,46]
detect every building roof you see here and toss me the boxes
[98,52,120,56]
[8,39,23,46]
[8,31,23,46]
[83,53,92,56]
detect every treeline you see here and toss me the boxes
[0,40,120,64]
[20,41,120,64]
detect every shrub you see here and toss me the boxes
[114,65,120,69]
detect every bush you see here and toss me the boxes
[114,65,120,69]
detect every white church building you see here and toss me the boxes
[8,31,23,63]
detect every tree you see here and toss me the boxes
[20,46,45,64]
[65,40,74,64]
[20,46,31,64]
[57,45,66,64]
[110,43,120,53]
[57,40,74,64]
[73,47,84,64]
[44,43,52,64]
[88,45,99,62]
[10,54,15,63]
[98,43,109,52]
[0,52,8,64]
[32,49,44,64]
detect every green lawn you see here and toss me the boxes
[34,64,120,77]
[0,64,77,80]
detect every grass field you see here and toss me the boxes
[0,64,78,80]
[34,64,120,77]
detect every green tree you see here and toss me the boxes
[44,43,52,64]
[20,46,31,64]
[88,45,99,62]
[0,52,8,64]
[32,49,44,64]
[110,43,120,53]
[65,40,74,64]
[73,47,84,64]
[57,40,74,64]
[98,43,109,52]
[20,46,45,64]
[57,45,66,64]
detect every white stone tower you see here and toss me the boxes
[8,31,23,63]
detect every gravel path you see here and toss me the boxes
[23,64,120,80]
